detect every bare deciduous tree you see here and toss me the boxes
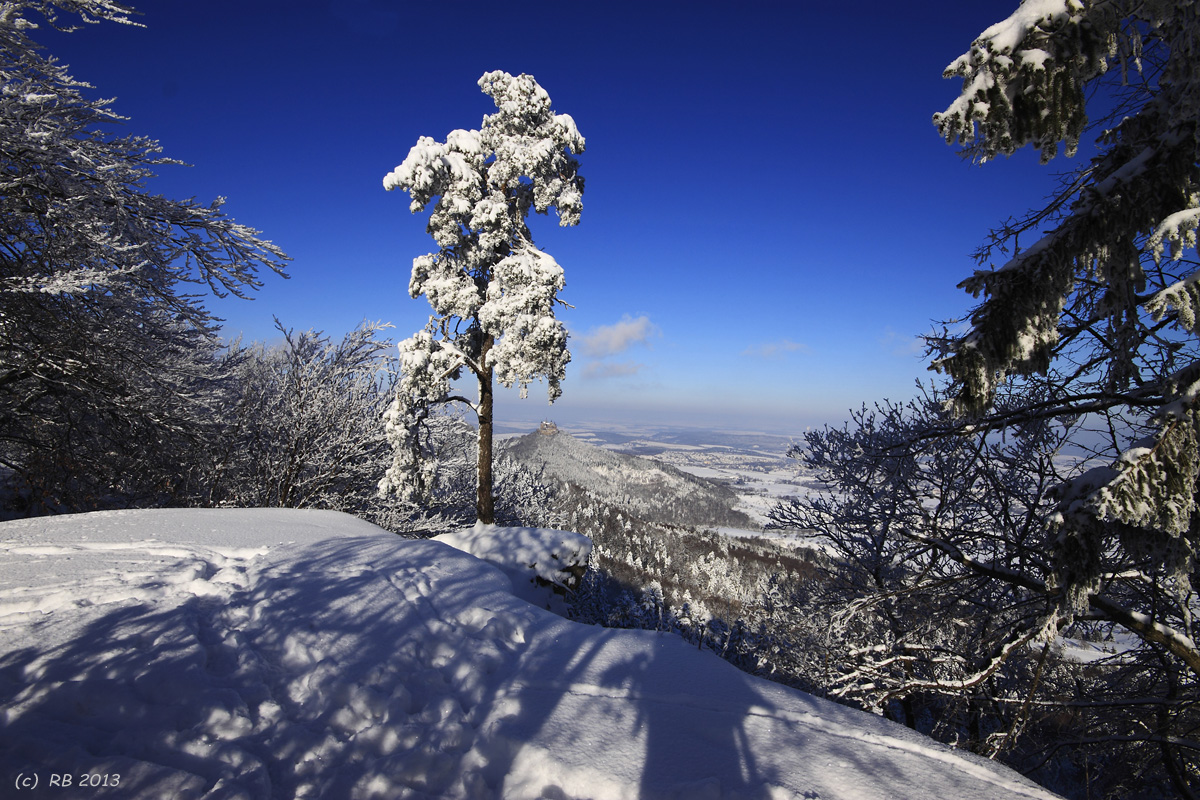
[0,1,288,513]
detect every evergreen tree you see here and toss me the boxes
[930,0,1200,676]
[378,71,584,524]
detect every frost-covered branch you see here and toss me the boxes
[770,379,1200,790]
[927,0,1200,700]
[0,1,290,512]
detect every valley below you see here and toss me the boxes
[496,419,825,535]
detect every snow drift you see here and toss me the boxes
[0,509,1059,799]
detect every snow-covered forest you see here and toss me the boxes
[3,1,1200,798]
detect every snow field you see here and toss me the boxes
[0,509,1061,799]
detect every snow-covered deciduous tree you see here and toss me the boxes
[202,321,400,519]
[929,1,1200,681]
[770,386,1200,797]
[379,71,584,524]
[771,387,1075,721]
[0,1,288,512]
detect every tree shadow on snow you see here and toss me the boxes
[0,530,1030,800]
[0,533,633,798]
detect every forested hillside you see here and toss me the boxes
[501,424,753,530]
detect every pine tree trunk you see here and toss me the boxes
[476,334,496,524]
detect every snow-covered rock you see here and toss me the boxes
[0,509,1059,799]
[435,523,590,612]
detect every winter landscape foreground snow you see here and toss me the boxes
[0,509,1060,799]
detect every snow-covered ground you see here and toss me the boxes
[0,509,1060,799]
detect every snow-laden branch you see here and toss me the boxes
[0,0,290,511]
[902,526,1200,677]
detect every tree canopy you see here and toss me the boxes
[0,0,288,510]
[929,0,1200,654]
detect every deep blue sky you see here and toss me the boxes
[41,0,1056,434]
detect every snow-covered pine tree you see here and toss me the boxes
[379,71,584,524]
[930,1,1200,675]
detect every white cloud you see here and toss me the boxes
[879,328,925,357]
[741,339,810,359]
[581,361,644,379]
[579,314,658,358]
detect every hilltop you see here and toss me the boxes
[501,423,754,530]
[0,509,1060,800]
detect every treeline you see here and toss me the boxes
[0,2,419,531]
[0,316,424,531]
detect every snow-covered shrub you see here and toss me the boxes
[770,385,1200,798]
[192,321,428,532]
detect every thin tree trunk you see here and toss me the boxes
[476,334,495,524]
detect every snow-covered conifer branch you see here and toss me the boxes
[2,0,141,32]
[926,6,1200,701]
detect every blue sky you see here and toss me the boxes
[42,0,1058,434]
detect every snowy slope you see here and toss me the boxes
[0,509,1060,800]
